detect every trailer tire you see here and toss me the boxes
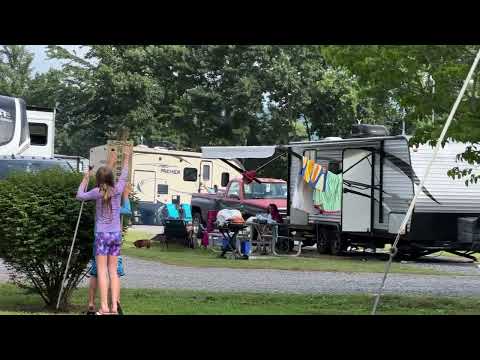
[330,230,347,256]
[316,228,331,254]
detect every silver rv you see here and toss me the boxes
[202,125,480,260]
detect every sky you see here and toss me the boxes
[27,45,87,74]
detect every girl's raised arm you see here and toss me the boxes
[76,168,100,201]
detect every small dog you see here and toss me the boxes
[133,239,152,248]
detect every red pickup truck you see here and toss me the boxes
[191,177,287,236]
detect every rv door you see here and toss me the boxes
[200,160,213,190]
[342,149,374,232]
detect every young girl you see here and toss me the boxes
[86,183,132,316]
[77,146,131,315]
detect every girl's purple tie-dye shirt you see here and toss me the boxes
[76,166,128,233]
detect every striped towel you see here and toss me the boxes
[299,157,308,176]
[304,159,315,183]
[311,164,328,191]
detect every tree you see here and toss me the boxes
[45,45,378,179]
[323,45,480,183]
[0,45,34,97]
[0,169,95,310]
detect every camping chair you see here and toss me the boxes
[163,203,194,247]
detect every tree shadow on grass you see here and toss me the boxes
[0,284,84,315]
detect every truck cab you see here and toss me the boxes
[191,177,287,234]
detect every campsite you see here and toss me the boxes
[1,45,480,316]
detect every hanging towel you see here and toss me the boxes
[304,159,315,183]
[299,156,308,176]
[313,172,343,211]
[309,163,328,191]
[292,174,316,213]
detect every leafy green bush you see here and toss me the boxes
[0,168,95,310]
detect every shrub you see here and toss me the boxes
[0,168,95,310]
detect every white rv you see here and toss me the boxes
[90,144,242,206]
[201,125,480,260]
[0,95,30,156]
[23,106,55,158]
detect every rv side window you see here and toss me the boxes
[221,172,230,187]
[157,184,168,194]
[202,164,211,181]
[29,123,48,146]
[183,167,198,182]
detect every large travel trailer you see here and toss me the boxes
[201,126,480,259]
[0,95,30,156]
[89,143,242,206]
[23,105,55,158]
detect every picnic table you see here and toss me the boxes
[249,220,302,257]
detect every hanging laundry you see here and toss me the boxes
[292,174,316,213]
[309,162,328,191]
[298,157,308,177]
[313,171,342,211]
[304,159,315,183]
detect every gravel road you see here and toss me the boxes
[2,255,479,297]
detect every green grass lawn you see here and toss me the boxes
[121,230,460,276]
[0,283,479,315]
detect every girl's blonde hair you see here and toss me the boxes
[95,166,115,216]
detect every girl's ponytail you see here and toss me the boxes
[100,183,113,215]
[95,166,115,218]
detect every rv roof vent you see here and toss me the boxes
[350,124,389,138]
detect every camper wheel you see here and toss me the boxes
[316,227,331,254]
[330,230,347,256]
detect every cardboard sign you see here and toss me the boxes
[107,140,133,181]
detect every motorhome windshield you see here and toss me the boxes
[0,96,16,146]
[0,159,71,179]
[243,182,287,199]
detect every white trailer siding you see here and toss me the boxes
[411,142,480,214]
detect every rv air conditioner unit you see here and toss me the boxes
[350,124,389,138]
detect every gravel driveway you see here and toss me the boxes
[1,256,479,297]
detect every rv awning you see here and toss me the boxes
[201,146,278,159]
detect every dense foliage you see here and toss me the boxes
[1,45,480,180]
[0,169,95,310]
